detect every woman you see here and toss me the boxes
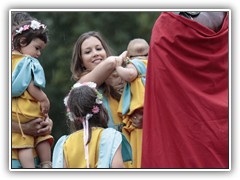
[71,31,125,130]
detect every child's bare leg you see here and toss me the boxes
[36,140,52,168]
[18,148,35,168]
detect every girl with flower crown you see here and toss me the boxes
[52,82,132,168]
[11,19,54,168]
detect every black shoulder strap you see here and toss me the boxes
[173,11,200,20]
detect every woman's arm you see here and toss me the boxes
[111,144,125,168]
[79,52,127,87]
[79,56,119,87]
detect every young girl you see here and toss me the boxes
[115,38,149,168]
[52,82,132,168]
[12,19,54,168]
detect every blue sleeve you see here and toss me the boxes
[52,135,69,168]
[12,56,46,97]
[97,128,132,168]
[130,59,147,86]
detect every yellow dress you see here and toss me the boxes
[118,59,147,168]
[52,127,132,168]
[12,53,53,159]
[64,128,103,168]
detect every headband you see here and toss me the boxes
[14,20,47,36]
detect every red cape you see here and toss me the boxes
[142,12,229,168]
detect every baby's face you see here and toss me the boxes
[20,38,46,58]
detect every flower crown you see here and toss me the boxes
[64,82,103,122]
[15,20,47,36]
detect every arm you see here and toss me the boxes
[79,56,118,87]
[79,51,127,87]
[111,144,125,168]
[116,63,138,82]
[12,117,53,137]
[27,81,50,115]
[194,12,225,32]
[63,157,67,168]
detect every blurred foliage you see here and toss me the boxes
[28,10,160,144]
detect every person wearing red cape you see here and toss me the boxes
[141,12,229,168]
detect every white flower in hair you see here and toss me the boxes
[16,27,24,34]
[30,20,42,30]
[68,112,75,122]
[72,82,82,89]
[87,82,97,89]
[64,96,69,107]
[72,82,97,89]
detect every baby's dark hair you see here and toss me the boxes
[12,19,49,51]
[67,85,109,143]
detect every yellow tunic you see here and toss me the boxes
[11,53,53,159]
[107,94,123,128]
[53,127,132,168]
[118,59,147,168]
[64,128,103,168]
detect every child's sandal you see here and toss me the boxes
[39,161,52,168]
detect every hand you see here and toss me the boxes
[38,116,53,136]
[40,97,50,116]
[20,117,53,137]
[114,51,128,67]
[130,108,143,128]
[119,51,127,60]
[114,56,123,67]
[20,118,44,137]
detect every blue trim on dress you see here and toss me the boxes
[102,95,115,129]
[52,135,69,168]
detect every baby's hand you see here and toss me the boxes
[115,51,127,67]
[40,97,50,116]
[119,51,127,60]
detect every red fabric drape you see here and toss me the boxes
[141,12,229,168]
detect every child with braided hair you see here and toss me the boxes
[52,82,132,168]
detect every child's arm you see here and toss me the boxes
[27,81,50,116]
[111,144,125,168]
[115,63,138,82]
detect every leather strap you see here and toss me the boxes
[173,11,200,20]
